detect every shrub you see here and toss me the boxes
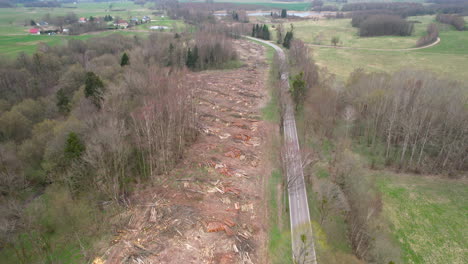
[416,23,439,47]
[120,52,130,66]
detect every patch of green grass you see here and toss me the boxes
[248,37,280,123]
[268,170,293,264]
[262,90,279,122]
[133,17,188,31]
[219,59,245,70]
[292,17,434,49]
[377,173,468,264]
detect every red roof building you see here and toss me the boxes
[29,28,40,34]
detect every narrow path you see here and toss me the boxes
[246,36,318,264]
[308,37,440,51]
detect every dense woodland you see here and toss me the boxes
[351,13,414,37]
[0,25,239,261]
[358,14,414,36]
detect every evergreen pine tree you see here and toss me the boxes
[186,48,193,68]
[84,72,104,108]
[281,9,287,18]
[290,72,306,110]
[56,88,70,113]
[64,132,85,161]
[262,25,270,40]
[192,45,199,68]
[167,43,174,66]
[283,31,293,49]
[120,52,129,66]
[186,46,198,69]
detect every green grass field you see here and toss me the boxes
[290,15,468,81]
[0,2,191,56]
[0,31,150,56]
[377,173,467,264]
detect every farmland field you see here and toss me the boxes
[377,173,467,264]
[0,2,189,56]
[289,15,468,81]
[0,1,157,56]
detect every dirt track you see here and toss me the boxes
[101,39,272,264]
[307,37,441,51]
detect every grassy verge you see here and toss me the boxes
[252,36,292,263]
[260,41,280,123]
[268,170,293,264]
[377,172,467,264]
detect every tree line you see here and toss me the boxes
[251,24,270,40]
[274,23,294,49]
[343,70,467,174]
[416,23,439,47]
[436,13,466,30]
[353,14,414,37]
[342,1,468,17]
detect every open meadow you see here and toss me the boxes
[290,15,468,81]
[377,173,467,264]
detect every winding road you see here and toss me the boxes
[247,36,317,264]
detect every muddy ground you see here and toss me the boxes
[100,39,274,264]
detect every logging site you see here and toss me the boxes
[0,1,466,264]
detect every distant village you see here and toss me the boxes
[28,14,153,35]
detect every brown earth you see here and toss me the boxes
[99,39,274,264]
